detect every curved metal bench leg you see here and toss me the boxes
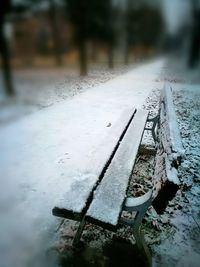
[132,208,152,267]
[120,191,152,266]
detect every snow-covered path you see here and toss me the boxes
[0,59,164,267]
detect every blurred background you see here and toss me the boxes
[0,0,199,120]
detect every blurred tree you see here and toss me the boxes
[103,0,117,69]
[28,0,63,66]
[188,0,200,68]
[65,0,117,74]
[138,4,164,48]
[0,0,15,96]
[65,0,91,75]
[89,0,117,69]
[12,0,63,66]
[124,2,164,63]
[48,0,63,66]
[124,0,135,65]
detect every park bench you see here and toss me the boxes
[52,83,184,266]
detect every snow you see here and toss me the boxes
[52,58,200,267]
[163,84,185,158]
[1,57,198,267]
[0,59,164,267]
[55,108,136,214]
[0,66,135,125]
[86,109,148,227]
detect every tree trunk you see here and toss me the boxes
[49,0,62,66]
[91,41,97,63]
[188,19,200,68]
[124,43,129,65]
[188,33,200,68]
[78,39,87,76]
[0,24,14,96]
[108,44,114,69]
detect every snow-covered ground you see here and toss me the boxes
[0,60,164,267]
[0,58,199,267]
[54,59,200,267]
[0,65,134,125]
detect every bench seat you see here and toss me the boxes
[86,110,148,230]
[53,108,138,221]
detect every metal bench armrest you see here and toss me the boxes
[123,190,152,212]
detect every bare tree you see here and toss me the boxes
[65,0,91,75]
[48,0,63,66]
[124,1,164,63]
[188,0,200,68]
[28,0,63,65]
[0,0,15,96]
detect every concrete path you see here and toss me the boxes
[0,59,164,267]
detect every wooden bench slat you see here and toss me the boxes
[86,109,148,229]
[52,108,136,220]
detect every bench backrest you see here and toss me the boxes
[160,84,185,164]
[152,84,184,213]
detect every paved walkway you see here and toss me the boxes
[0,59,164,267]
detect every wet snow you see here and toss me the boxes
[86,110,148,227]
[55,108,136,214]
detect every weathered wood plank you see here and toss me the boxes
[152,84,184,213]
[161,84,185,161]
[86,109,148,229]
[52,108,136,220]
